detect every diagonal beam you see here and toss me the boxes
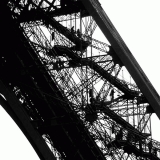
[80,0,160,120]
[50,45,139,97]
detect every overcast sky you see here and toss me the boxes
[1,1,160,159]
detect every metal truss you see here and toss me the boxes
[4,0,160,160]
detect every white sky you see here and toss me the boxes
[99,0,160,143]
[1,1,160,159]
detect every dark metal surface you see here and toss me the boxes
[1,0,160,159]
[0,2,106,159]
[0,80,56,160]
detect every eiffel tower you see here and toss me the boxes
[1,0,160,159]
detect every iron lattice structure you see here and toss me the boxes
[1,0,160,160]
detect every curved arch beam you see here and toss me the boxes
[0,79,56,160]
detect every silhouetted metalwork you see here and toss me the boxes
[1,0,160,159]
